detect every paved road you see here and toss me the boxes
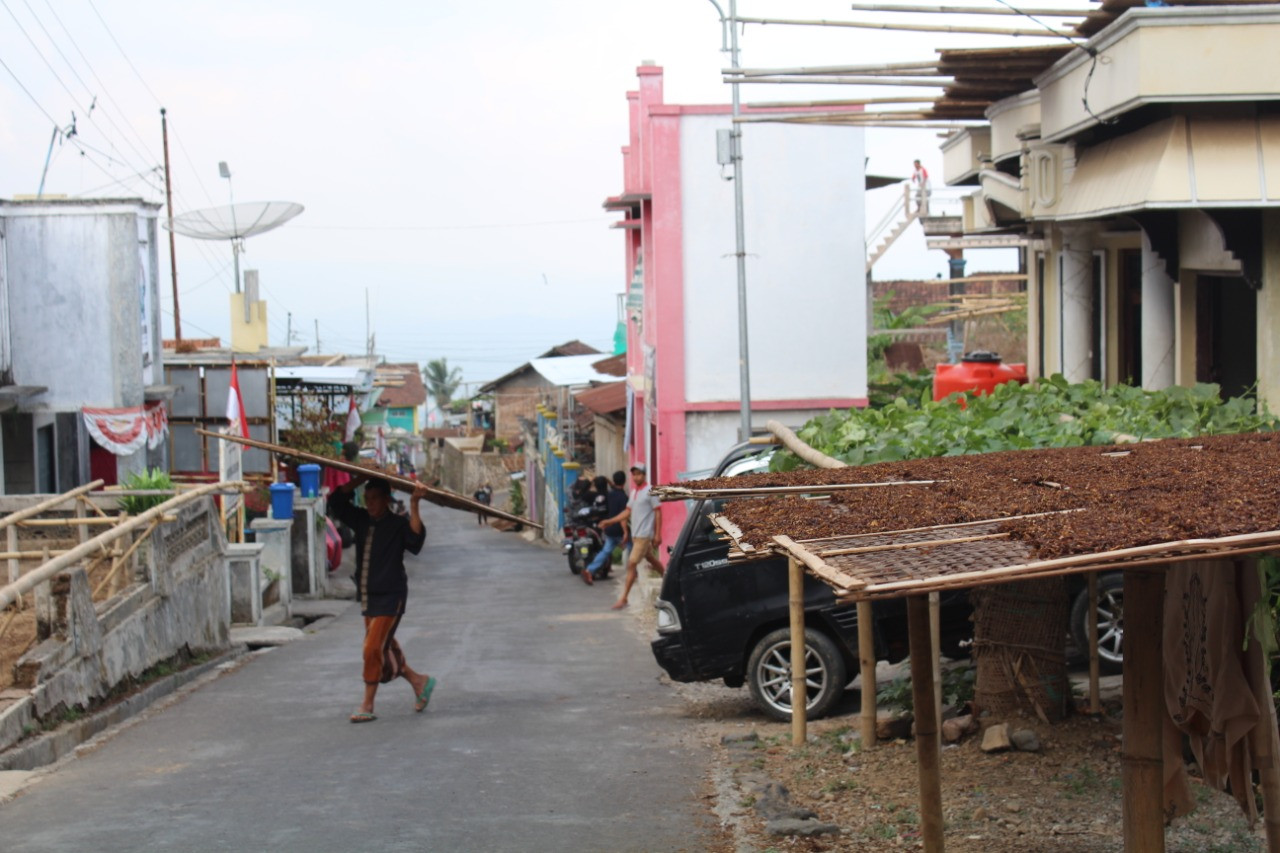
[1,503,714,852]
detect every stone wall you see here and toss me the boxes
[438,443,515,511]
[0,496,233,753]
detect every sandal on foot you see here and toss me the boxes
[415,676,438,713]
[349,711,377,723]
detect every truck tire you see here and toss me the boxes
[747,627,847,722]
[1070,573,1124,674]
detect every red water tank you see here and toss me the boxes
[933,351,1029,403]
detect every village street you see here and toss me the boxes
[0,502,716,852]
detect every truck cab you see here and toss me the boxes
[651,440,971,720]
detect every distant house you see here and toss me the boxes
[478,340,601,443]
[374,363,427,433]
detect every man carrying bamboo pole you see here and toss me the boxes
[330,474,436,722]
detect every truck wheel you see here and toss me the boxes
[747,627,847,722]
[1070,573,1124,674]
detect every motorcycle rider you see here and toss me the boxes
[583,472,627,585]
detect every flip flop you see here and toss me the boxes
[415,676,438,713]
[349,711,377,723]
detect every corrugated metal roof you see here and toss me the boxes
[574,381,627,416]
[529,354,618,387]
[274,366,372,388]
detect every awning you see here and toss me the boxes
[274,366,372,390]
[1054,114,1280,220]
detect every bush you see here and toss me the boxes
[117,468,173,515]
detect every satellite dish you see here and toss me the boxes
[165,201,303,241]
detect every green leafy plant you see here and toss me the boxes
[771,378,1276,472]
[117,468,173,515]
[509,477,525,517]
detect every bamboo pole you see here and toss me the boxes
[854,529,1280,596]
[930,591,943,747]
[748,96,943,107]
[846,3,1088,15]
[729,60,944,76]
[0,549,123,561]
[655,479,940,501]
[816,532,1009,557]
[0,481,243,611]
[1121,568,1165,853]
[765,418,845,469]
[195,429,540,529]
[734,14,1076,36]
[92,519,160,599]
[858,600,877,749]
[1087,571,1101,714]
[0,480,106,530]
[726,75,952,87]
[908,594,945,852]
[789,555,808,746]
[16,516,173,528]
[6,526,17,603]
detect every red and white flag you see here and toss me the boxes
[226,361,249,438]
[375,426,387,465]
[343,395,361,442]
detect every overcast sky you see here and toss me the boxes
[0,1,1077,386]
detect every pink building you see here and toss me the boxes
[604,65,869,544]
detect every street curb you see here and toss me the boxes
[0,647,247,773]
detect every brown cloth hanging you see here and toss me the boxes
[1162,559,1280,825]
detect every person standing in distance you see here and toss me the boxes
[473,482,493,525]
[599,464,662,609]
[329,475,436,722]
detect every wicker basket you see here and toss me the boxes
[970,577,1069,721]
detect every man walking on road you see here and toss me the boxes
[329,475,437,722]
[599,464,662,609]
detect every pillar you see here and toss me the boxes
[1141,230,1176,390]
[947,253,967,363]
[1060,227,1094,382]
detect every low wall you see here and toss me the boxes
[438,445,514,511]
[0,496,232,754]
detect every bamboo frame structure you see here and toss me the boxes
[732,14,1076,37]
[907,594,945,852]
[196,429,540,529]
[1121,569,1164,852]
[846,2,1088,16]
[1087,571,1101,713]
[857,600,876,749]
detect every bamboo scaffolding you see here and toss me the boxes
[734,14,1075,36]
[789,555,807,746]
[729,60,943,76]
[847,2,1088,15]
[16,515,174,528]
[92,519,161,599]
[195,429,540,529]
[0,549,124,561]
[0,481,106,531]
[726,75,951,87]
[0,481,244,611]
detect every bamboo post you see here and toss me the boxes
[74,497,88,546]
[907,594,945,852]
[6,526,18,608]
[930,591,943,745]
[858,599,876,749]
[0,480,106,530]
[789,555,807,746]
[1121,568,1165,853]
[1087,571,1101,714]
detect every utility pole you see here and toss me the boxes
[314,319,320,353]
[709,0,753,442]
[160,109,181,340]
[365,288,372,360]
[287,311,292,347]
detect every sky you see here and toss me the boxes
[0,1,1079,387]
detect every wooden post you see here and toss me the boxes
[907,594,944,852]
[789,556,807,746]
[1121,568,1165,853]
[6,526,18,608]
[1087,571,1101,714]
[930,591,943,745]
[858,599,876,749]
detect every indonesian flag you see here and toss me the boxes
[226,361,249,438]
[344,395,361,442]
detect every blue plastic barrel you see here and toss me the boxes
[297,463,322,498]
[269,482,296,520]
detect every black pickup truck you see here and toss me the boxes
[650,441,974,720]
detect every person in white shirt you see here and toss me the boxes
[598,463,663,610]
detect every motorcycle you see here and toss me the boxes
[562,502,609,578]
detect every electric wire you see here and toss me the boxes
[85,0,163,105]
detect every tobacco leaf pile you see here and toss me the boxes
[680,432,1280,560]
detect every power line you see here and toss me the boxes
[293,216,615,232]
[85,0,163,105]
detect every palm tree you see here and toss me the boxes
[422,358,463,409]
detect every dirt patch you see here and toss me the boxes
[684,687,1266,852]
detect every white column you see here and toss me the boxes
[1141,230,1176,390]
[1059,228,1093,382]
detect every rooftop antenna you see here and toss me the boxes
[37,112,78,199]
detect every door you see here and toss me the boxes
[1196,275,1257,399]
[1117,249,1142,386]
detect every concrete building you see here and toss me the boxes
[479,340,601,443]
[0,198,167,491]
[603,64,868,542]
[937,5,1280,405]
